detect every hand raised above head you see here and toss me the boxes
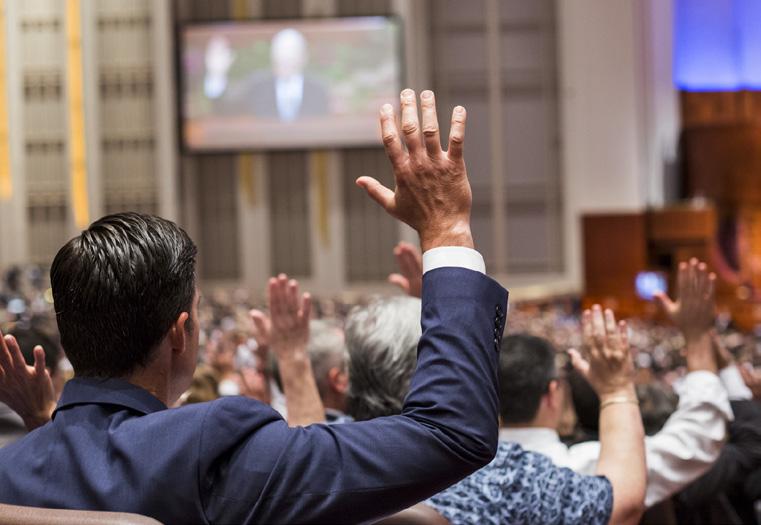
[0,329,56,431]
[654,258,716,342]
[740,364,761,401]
[261,274,311,360]
[357,89,473,252]
[388,241,423,298]
[569,305,635,398]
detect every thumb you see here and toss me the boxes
[653,291,675,313]
[249,310,269,332]
[388,273,410,292]
[568,348,590,377]
[356,177,396,215]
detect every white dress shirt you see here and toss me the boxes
[422,246,485,275]
[275,75,304,122]
[719,364,753,400]
[500,370,732,508]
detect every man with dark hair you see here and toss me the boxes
[498,334,558,425]
[500,260,733,510]
[0,90,508,524]
[51,212,199,382]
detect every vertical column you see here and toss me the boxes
[232,0,273,288]
[485,0,506,273]
[152,0,180,221]
[64,0,90,233]
[303,0,346,294]
[0,0,29,266]
[81,0,101,221]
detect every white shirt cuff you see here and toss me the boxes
[422,246,486,275]
[719,365,753,401]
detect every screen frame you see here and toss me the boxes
[175,14,406,154]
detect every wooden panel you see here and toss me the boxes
[268,152,312,278]
[583,213,647,297]
[681,91,761,128]
[648,205,715,242]
[680,124,761,207]
[341,148,396,283]
[196,155,241,280]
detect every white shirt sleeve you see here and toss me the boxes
[642,371,732,507]
[719,364,753,401]
[422,247,485,275]
[565,371,731,509]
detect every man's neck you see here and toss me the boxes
[323,393,346,415]
[126,368,171,406]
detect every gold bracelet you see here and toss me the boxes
[599,396,639,410]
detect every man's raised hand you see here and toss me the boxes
[388,242,423,298]
[0,329,56,431]
[262,274,311,359]
[654,258,716,342]
[256,274,324,426]
[569,305,635,398]
[654,258,717,372]
[357,90,473,252]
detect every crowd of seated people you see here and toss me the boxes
[1,90,761,524]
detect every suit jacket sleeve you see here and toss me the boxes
[199,267,507,524]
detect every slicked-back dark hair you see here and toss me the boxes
[50,212,197,378]
[499,334,557,424]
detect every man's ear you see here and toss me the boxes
[169,312,190,355]
[328,367,349,394]
[546,379,561,410]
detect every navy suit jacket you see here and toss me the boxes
[0,267,507,524]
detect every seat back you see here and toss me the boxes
[0,504,161,525]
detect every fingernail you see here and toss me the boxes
[381,103,393,115]
[454,105,464,114]
[421,90,433,99]
[401,89,414,101]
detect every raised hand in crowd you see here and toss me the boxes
[357,89,473,250]
[250,308,272,351]
[654,258,718,372]
[252,274,324,427]
[569,305,646,525]
[740,365,761,401]
[0,328,55,431]
[388,242,423,298]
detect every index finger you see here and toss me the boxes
[5,335,27,373]
[379,104,405,171]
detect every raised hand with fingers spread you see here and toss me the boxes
[569,305,636,400]
[254,274,324,426]
[740,365,761,400]
[388,242,423,298]
[568,305,646,525]
[356,89,473,251]
[654,258,717,372]
[0,329,56,431]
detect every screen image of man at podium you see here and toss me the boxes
[205,29,329,121]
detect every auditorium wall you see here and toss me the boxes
[0,0,679,299]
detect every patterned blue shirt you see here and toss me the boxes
[428,441,613,525]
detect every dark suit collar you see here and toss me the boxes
[53,377,168,418]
